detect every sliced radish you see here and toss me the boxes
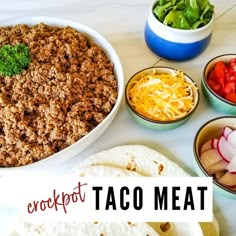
[218,172,236,188]
[200,139,213,154]
[222,126,232,138]
[215,171,226,181]
[207,160,228,174]
[212,138,218,149]
[217,136,236,163]
[227,130,236,148]
[226,155,236,174]
[200,149,222,170]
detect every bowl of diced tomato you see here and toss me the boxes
[202,54,236,114]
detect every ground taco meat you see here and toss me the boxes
[0,23,118,167]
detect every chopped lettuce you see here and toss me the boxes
[153,2,173,22]
[163,10,191,29]
[153,0,214,29]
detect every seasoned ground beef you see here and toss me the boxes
[0,23,118,167]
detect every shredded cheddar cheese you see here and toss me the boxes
[127,70,196,121]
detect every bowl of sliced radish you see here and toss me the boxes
[194,116,236,199]
[202,54,236,114]
[125,66,199,130]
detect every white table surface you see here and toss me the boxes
[0,0,236,235]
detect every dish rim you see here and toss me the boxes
[0,16,124,171]
[203,53,236,107]
[125,66,199,124]
[193,116,236,195]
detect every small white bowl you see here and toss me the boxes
[0,16,124,174]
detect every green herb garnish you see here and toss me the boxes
[153,0,214,29]
[0,44,30,77]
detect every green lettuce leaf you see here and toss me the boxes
[163,10,190,29]
[153,2,173,22]
[153,0,214,30]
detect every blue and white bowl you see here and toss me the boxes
[144,1,214,61]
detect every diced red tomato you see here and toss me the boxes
[228,58,236,72]
[206,58,236,103]
[207,79,221,94]
[214,61,226,86]
[222,81,235,95]
[229,58,236,64]
[225,92,236,103]
[225,67,235,82]
[208,69,217,81]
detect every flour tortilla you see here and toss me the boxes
[9,221,159,236]
[75,165,142,177]
[7,165,162,236]
[147,222,177,236]
[200,216,219,236]
[10,145,218,236]
[74,164,178,236]
[73,145,189,177]
[73,145,219,236]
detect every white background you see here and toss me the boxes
[0,0,236,235]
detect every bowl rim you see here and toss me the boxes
[203,54,236,106]
[150,0,214,33]
[193,116,236,195]
[125,66,200,124]
[0,16,124,172]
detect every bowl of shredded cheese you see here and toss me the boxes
[125,67,199,130]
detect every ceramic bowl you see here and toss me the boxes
[0,16,124,174]
[202,54,236,114]
[144,1,214,61]
[125,67,199,130]
[193,116,236,199]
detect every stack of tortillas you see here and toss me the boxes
[9,145,219,236]
[72,145,219,236]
